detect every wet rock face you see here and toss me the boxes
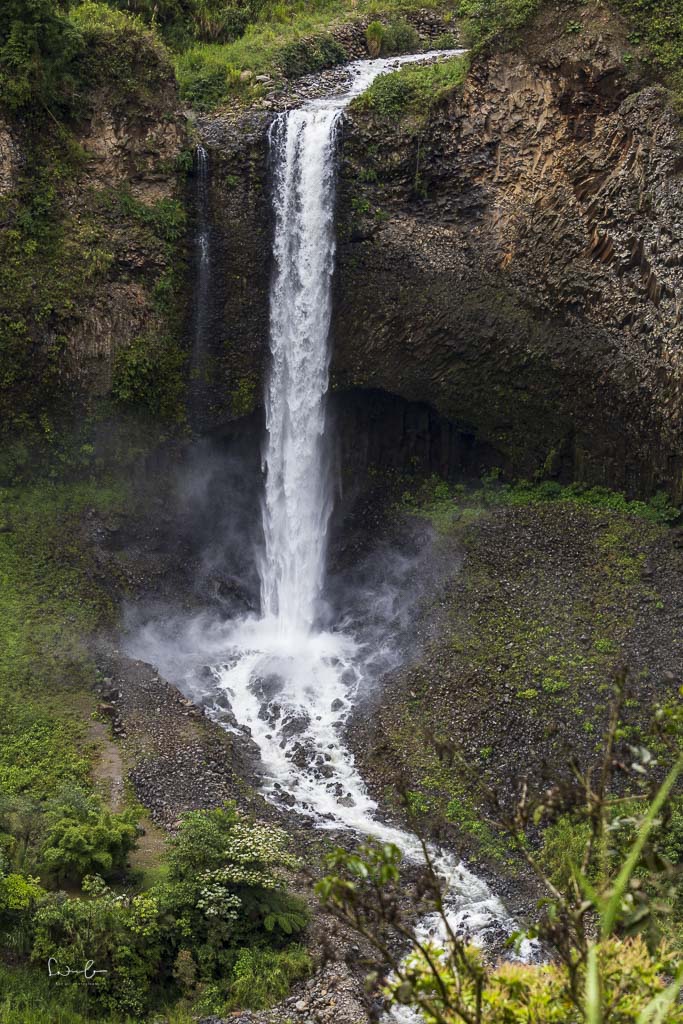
[194,111,273,426]
[335,43,683,498]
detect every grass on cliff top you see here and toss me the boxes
[611,0,683,103]
[174,0,458,109]
[0,479,126,801]
[352,53,469,121]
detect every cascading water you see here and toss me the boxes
[259,108,338,632]
[127,51,534,1016]
[190,144,211,419]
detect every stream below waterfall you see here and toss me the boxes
[127,50,534,1016]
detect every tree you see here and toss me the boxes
[39,786,139,885]
[165,803,309,944]
[0,0,83,113]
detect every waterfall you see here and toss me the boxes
[127,53,536,1009]
[259,110,340,633]
[257,53,464,631]
[190,144,211,421]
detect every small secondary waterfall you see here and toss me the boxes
[259,109,339,632]
[190,144,211,420]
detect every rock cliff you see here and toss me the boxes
[3,3,681,498]
[0,23,188,472]
[334,7,683,497]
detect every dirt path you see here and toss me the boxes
[89,719,125,812]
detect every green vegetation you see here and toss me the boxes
[38,789,139,886]
[230,376,258,416]
[0,155,188,475]
[108,0,271,50]
[68,2,173,101]
[364,18,420,57]
[0,479,311,1020]
[402,474,680,528]
[112,333,187,420]
[0,481,124,801]
[383,728,512,866]
[0,0,171,115]
[0,4,188,476]
[613,0,683,102]
[540,814,593,891]
[279,32,348,77]
[173,0,457,110]
[1,803,310,1020]
[227,944,312,1010]
[353,54,469,122]
[0,0,82,113]
[319,706,683,1022]
[368,472,680,872]
[456,0,539,51]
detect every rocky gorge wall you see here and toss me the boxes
[3,4,681,500]
[199,4,683,499]
[0,23,189,470]
[334,11,683,498]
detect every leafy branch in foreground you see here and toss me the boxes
[316,672,683,1022]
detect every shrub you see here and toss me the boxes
[31,880,157,1017]
[165,803,308,944]
[0,869,44,929]
[355,55,469,121]
[540,814,592,891]
[366,21,385,58]
[0,0,83,112]
[166,803,244,878]
[228,944,311,1009]
[23,801,311,1018]
[434,31,459,48]
[318,704,683,1023]
[391,936,683,1023]
[382,19,421,55]
[69,2,173,102]
[457,0,540,51]
[188,0,250,43]
[612,0,683,89]
[111,333,186,420]
[364,18,421,58]
[39,787,139,886]
[175,47,244,109]
[106,0,268,48]
[279,34,347,78]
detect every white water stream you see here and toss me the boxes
[130,50,533,1015]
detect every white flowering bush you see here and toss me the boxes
[162,802,309,976]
